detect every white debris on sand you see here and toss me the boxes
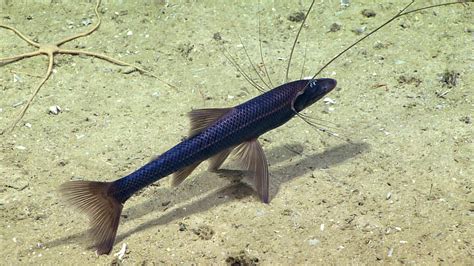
[114,243,128,260]
[48,105,61,115]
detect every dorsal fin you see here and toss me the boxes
[188,108,233,137]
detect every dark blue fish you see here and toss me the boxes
[60,78,336,254]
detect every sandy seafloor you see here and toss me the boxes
[0,0,472,264]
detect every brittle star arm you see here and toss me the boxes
[7,54,54,132]
[0,50,41,66]
[59,49,178,89]
[55,0,101,46]
[0,24,40,48]
[59,49,154,76]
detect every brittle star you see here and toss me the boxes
[0,0,174,134]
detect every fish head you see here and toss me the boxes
[292,78,337,112]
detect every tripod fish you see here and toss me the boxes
[59,0,469,255]
[60,78,337,254]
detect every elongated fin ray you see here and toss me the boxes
[310,0,468,80]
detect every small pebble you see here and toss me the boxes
[329,23,342,32]
[374,42,386,49]
[48,105,61,115]
[13,74,22,82]
[81,18,92,26]
[387,247,394,257]
[178,222,187,231]
[213,32,222,41]
[288,11,305,23]
[352,26,367,35]
[127,30,133,36]
[308,238,320,246]
[323,97,336,105]
[386,192,392,200]
[361,9,376,18]
[113,243,128,260]
[323,106,335,114]
[12,101,24,108]
[24,123,32,128]
[71,176,84,181]
[459,116,471,124]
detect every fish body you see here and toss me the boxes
[114,79,325,201]
[60,78,336,254]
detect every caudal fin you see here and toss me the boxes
[60,181,123,255]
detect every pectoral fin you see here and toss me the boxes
[188,108,233,137]
[234,139,269,203]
